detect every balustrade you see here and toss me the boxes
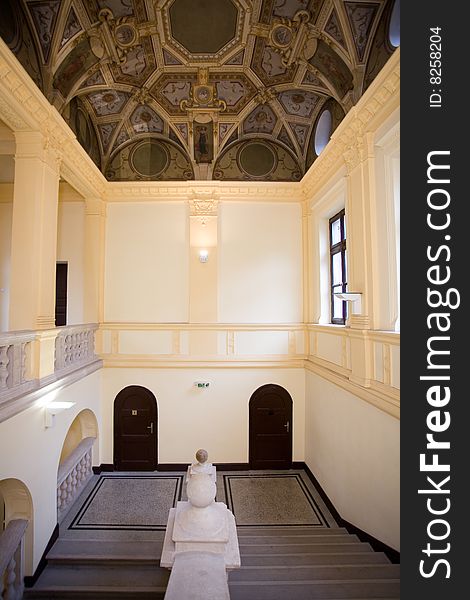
[0,332,35,404]
[55,324,98,373]
[57,437,94,520]
[0,519,28,600]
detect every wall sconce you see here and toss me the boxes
[45,401,75,428]
[334,292,362,315]
[198,249,209,263]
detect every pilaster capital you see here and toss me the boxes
[301,200,312,218]
[342,133,367,173]
[188,190,219,218]
[14,130,62,173]
[85,197,107,217]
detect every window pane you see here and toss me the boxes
[333,294,344,321]
[331,218,341,245]
[314,109,332,155]
[332,252,343,285]
[389,0,400,47]
[343,252,347,285]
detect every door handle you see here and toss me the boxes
[147,422,154,434]
[284,421,290,433]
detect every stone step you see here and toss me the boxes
[230,564,400,582]
[238,541,374,554]
[238,534,359,545]
[241,552,391,566]
[29,564,170,589]
[237,526,348,536]
[23,586,166,599]
[47,540,163,564]
[228,579,400,599]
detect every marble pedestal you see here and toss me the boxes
[160,500,240,569]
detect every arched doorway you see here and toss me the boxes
[249,384,293,469]
[114,386,158,471]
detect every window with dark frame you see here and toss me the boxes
[329,209,347,324]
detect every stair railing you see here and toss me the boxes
[57,437,94,521]
[0,519,28,600]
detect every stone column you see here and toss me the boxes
[9,131,61,331]
[84,198,106,325]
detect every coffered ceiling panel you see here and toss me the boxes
[1,0,399,181]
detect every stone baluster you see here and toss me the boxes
[57,438,95,520]
[0,345,9,390]
[0,520,27,600]
[3,543,23,600]
[3,554,17,600]
[53,325,98,377]
[60,481,68,509]
[20,342,27,383]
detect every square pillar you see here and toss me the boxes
[9,131,61,331]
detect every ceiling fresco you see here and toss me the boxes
[0,0,399,181]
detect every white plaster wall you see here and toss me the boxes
[0,202,12,331]
[305,370,400,550]
[101,367,305,465]
[104,202,189,323]
[0,370,101,573]
[219,202,302,323]
[57,202,85,325]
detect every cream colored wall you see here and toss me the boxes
[57,201,85,325]
[0,202,12,331]
[104,202,189,323]
[305,370,399,550]
[0,370,101,574]
[219,202,302,323]
[101,367,305,465]
[190,216,218,323]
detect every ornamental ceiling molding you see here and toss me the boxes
[0,40,107,199]
[105,180,303,203]
[1,0,394,182]
[302,47,399,200]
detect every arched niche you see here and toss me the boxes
[0,478,34,574]
[59,409,99,465]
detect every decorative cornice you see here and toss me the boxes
[105,181,303,203]
[0,38,399,206]
[0,39,107,200]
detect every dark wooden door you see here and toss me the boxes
[55,263,68,326]
[249,384,293,469]
[114,386,157,471]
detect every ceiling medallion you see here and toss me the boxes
[266,10,318,67]
[180,69,226,112]
[92,8,140,64]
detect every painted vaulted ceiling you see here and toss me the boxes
[0,0,399,182]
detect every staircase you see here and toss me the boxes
[23,539,169,599]
[23,525,399,599]
[229,525,400,599]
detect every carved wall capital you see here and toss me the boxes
[189,191,219,217]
